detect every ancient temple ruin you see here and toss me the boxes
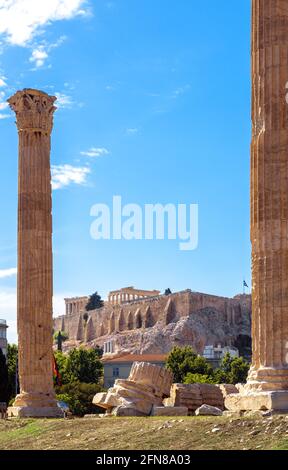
[226,0,288,411]
[8,89,62,418]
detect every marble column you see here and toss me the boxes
[8,89,63,418]
[226,0,288,411]
[247,0,288,392]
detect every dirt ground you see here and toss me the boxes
[1,414,288,450]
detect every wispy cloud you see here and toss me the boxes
[29,46,48,68]
[172,84,191,98]
[81,147,109,158]
[0,76,7,87]
[0,268,17,279]
[0,288,70,343]
[29,35,67,69]
[51,164,90,190]
[0,288,17,343]
[126,128,139,135]
[0,85,11,119]
[55,92,73,109]
[0,1,89,47]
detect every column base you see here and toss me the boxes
[225,390,288,412]
[8,406,64,418]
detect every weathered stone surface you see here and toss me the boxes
[152,406,188,417]
[83,414,100,419]
[247,0,288,392]
[195,405,223,416]
[225,0,288,411]
[54,291,252,356]
[167,383,224,415]
[198,384,224,410]
[129,362,173,398]
[217,384,239,398]
[8,406,63,418]
[92,392,116,410]
[7,89,62,419]
[93,361,172,417]
[225,391,288,413]
[112,406,147,417]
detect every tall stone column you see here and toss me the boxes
[8,89,62,418]
[226,0,288,411]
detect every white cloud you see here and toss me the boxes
[172,84,191,98]
[0,267,17,279]
[126,128,139,135]
[29,35,67,69]
[55,92,73,108]
[51,164,90,190]
[0,288,72,343]
[0,0,88,46]
[0,88,10,118]
[29,46,48,68]
[80,147,109,158]
[0,288,17,343]
[0,76,7,87]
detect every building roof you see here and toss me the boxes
[102,354,168,364]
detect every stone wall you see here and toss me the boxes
[53,290,251,353]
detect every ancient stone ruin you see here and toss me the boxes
[93,362,173,416]
[93,361,241,417]
[54,290,252,357]
[225,0,288,412]
[7,89,62,418]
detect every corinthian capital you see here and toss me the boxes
[8,89,57,135]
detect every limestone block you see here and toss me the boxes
[92,361,171,417]
[129,362,173,398]
[198,384,224,410]
[112,406,148,417]
[8,406,64,418]
[217,384,239,398]
[225,391,288,412]
[195,405,223,416]
[152,406,188,417]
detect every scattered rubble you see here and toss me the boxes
[93,362,173,417]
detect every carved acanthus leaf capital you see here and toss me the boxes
[8,89,57,134]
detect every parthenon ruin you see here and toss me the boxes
[108,287,160,305]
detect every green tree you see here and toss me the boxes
[85,292,104,311]
[0,349,8,403]
[64,348,103,384]
[184,373,216,384]
[56,382,103,417]
[53,331,69,352]
[166,346,213,383]
[53,350,69,385]
[213,353,250,385]
[7,344,18,403]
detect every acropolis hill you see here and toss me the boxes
[53,288,252,356]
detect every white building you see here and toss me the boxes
[203,344,239,361]
[0,319,8,357]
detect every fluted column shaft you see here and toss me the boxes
[248,0,288,390]
[8,89,59,410]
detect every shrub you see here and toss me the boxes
[184,373,216,384]
[56,382,104,417]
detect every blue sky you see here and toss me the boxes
[0,0,251,343]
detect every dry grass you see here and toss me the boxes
[0,415,288,450]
